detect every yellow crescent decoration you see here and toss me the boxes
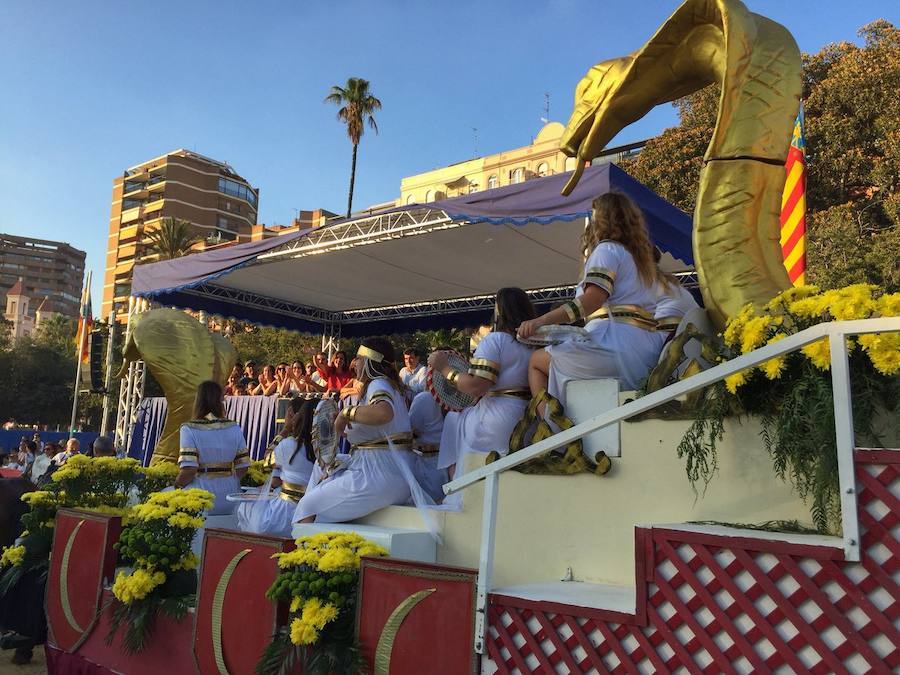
[59,519,86,634]
[559,0,801,328]
[374,588,437,675]
[211,548,252,675]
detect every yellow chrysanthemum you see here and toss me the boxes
[725,370,749,394]
[827,284,877,321]
[740,316,772,354]
[760,333,788,380]
[317,547,358,573]
[290,617,319,645]
[723,304,755,349]
[801,338,831,370]
[111,568,166,604]
[859,332,900,376]
[0,545,26,567]
[876,293,900,317]
[167,512,204,529]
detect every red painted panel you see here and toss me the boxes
[357,557,477,675]
[193,528,294,675]
[46,509,121,653]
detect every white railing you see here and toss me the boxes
[443,317,900,653]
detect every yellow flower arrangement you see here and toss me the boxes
[266,531,388,651]
[112,568,167,604]
[0,545,26,567]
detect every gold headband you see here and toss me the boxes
[357,345,384,363]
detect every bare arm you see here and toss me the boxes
[334,400,394,437]
[174,466,197,488]
[517,285,610,338]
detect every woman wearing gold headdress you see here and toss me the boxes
[294,337,414,523]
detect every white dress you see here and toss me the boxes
[409,391,447,503]
[240,437,315,537]
[294,378,413,523]
[178,418,250,515]
[438,332,532,471]
[547,241,666,405]
[400,364,427,395]
[654,283,700,333]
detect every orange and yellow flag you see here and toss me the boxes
[780,104,807,286]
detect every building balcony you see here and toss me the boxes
[118,223,140,242]
[144,197,164,213]
[123,185,149,199]
[120,207,142,224]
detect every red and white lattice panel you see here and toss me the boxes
[487,449,899,674]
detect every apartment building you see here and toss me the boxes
[0,233,86,319]
[102,149,259,322]
[398,122,645,205]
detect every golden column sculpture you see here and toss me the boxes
[118,308,237,465]
[559,0,801,328]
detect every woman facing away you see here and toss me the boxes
[240,397,317,537]
[518,192,672,409]
[430,287,536,478]
[295,338,414,523]
[174,380,250,515]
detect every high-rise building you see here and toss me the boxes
[397,122,645,205]
[0,233,86,321]
[102,149,260,322]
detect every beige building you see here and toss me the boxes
[103,150,260,322]
[398,122,644,205]
[0,233,86,319]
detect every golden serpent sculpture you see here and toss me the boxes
[560,0,801,328]
[118,308,237,466]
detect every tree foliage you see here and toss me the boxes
[622,20,900,292]
[144,217,200,260]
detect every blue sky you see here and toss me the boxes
[0,1,896,309]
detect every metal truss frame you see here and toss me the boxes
[255,207,455,261]
[339,285,576,323]
[114,297,149,453]
[179,284,336,324]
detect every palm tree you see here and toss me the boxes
[143,217,200,260]
[324,78,382,217]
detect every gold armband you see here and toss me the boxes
[345,405,358,422]
[561,298,586,323]
[446,369,460,385]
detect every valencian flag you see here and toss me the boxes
[781,103,807,286]
[75,271,93,382]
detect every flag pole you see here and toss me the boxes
[69,270,91,438]
[100,312,116,436]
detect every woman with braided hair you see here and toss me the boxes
[294,337,415,523]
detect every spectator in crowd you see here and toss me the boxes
[317,351,352,392]
[243,361,260,389]
[229,364,243,382]
[253,364,279,395]
[283,360,323,395]
[52,438,80,465]
[29,442,55,482]
[274,362,290,393]
[308,360,327,389]
[400,348,427,394]
[224,373,240,396]
[91,436,116,458]
[339,358,363,403]
[31,433,42,452]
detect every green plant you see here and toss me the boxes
[257,532,387,675]
[676,284,899,533]
[107,488,211,653]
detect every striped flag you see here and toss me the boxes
[76,271,93,380]
[780,104,807,285]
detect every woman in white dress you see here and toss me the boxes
[294,338,414,524]
[174,380,250,515]
[409,390,447,503]
[242,397,316,537]
[429,288,536,478]
[518,193,672,408]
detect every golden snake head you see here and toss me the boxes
[119,308,237,464]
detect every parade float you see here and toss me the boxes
[2,0,897,672]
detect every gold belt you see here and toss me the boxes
[655,315,682,332]
[198,461,236,478]
[279,480,306,503]
[415,443,440,455]
[586,304,658,331]
[352,432,415,452]
[487,388,531,400]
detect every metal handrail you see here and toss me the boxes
[446,316,900,654]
